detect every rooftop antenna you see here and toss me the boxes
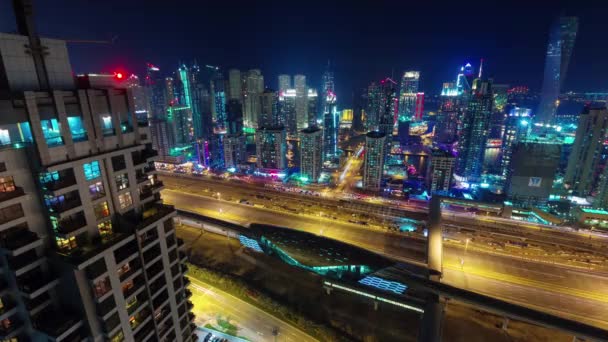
[478,58,484,78]
[12,0,49,90]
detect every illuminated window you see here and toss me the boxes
[89,181,105,200]
[0,176,16,192]
[84,161,101,180]
[93,277,112,298]
[56,236,77,252]
[97,220,113,238]
[110,330,124,342]
[117,262,131,278]
[115,173,129,190]
[40,118,64,146]
[39,171,59,185]
[101,115,114,136]
[67,116,88,142]
[118,192,132,209]
[94,201,110,220]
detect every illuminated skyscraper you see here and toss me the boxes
[307,88,318,127]
[427,148,456,195]
[244,69,264,128]
[363,131,387,191]
[300,126,323,182]
[398,71,420,120]
[226,99,244,135]
[455,78,494,181]
[501,107,531,178]
[278,89,297,135]
[415,92,424,120]
[278,74,291,93]
[365,82,380,131]
[144,63,166,119]
[223,133,246,169]
[294,74,308,130]
[323,92,339,161]
[536,16,579,125]
[256,127,287,171]
[320,61,335,121]
[211,70,227,131]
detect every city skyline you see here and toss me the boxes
[1,1,608,109]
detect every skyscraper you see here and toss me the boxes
[226,98,244,135]
[223,134,246,170]
[294,75,308,131]
[278,74,291,93]
[260,89,279,128]
[536,16,579,125]
[365,82,380,131]
[427,149,456,195]
[501,107,531,178]
[307,88,319,127]
[244,69,264,128]
[398,71,420,120]
[455,78,494,181]
[228,68,243,100]
[363,131,387,191]
[144,63,166,120]
[256,127,287,171]
[300,126,323,182]
[278,89,297,136]
[0,2,195,340]
[323,92,339,161]
[320,62,335,122]
[564,106,608,197]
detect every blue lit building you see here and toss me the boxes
[455,79,494,182]
[323,92,339,162]
[501,107,531,178]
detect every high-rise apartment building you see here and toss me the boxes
[223,134,247,170]
[278,75,291,93]
[427,149,456,195]
[455,79,494,181]
[226,99,244,135]
[145,63,166,120]
[501,107,531,178]
[228,69,243,101]
[0,4,195,341]
[260,89,279,128]
[398,71,420,120]
[536,16,578,125]
[299,126,323,182]
[294,75,308,131]
[363,131,387,191]
[278,90,297,136]
[243,69,264,129]
[307,89,319,127]
[564,106,608,197]
[255,127,286,171]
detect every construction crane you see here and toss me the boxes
[64,35,118,45]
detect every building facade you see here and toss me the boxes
[363,131,386,191]
[255,127,286,171]
[427,149,455,195]
[299,126,323,182]
[0,17,195,342]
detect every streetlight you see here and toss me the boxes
[217,192,221,201]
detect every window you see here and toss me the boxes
[40,118,63,146]
[117,262,131,278]
[0,162,6,172]
[97,220,113,238]
[115,173,129,190]
[112,155,126,172]
[101,115,114,136]
[39,171,59,185]
[84,161,101,180]
[67,116,88,142]
[56,236,77,252]
[93,277,112,298]
[0,176,15,192]
[89,182,105,200]
[118,192,133,210]
[94,201,110,220]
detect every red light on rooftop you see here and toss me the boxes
[115,72,124,80]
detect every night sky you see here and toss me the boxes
[1,0,607,107]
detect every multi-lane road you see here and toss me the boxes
[188,276,317,342]
[161,175,608,329]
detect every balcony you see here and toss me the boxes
[8,250,42,276]
[126,295,148,316]
[101,312,121,336]
[114,241,140,264]
[0,299,17,321]
[46,196,82,216]
[185,289,193,299]
[139,189,153,201]
[142,148,158,161]
[59,231,131,268]
[85,258,108,281]
[0,229,42,256]
[139,231,159,250]
[143,245,161,264]
[121,204,175,233]
[179,251,187,263]
[146,260,164,282]
[186,300,193,311]
[157,320,174,339]
[54,212,87,237]
[133,321,155,342]
[152,291,169,311]
[0,203,25,228]
[39,172,77,193]
[177,238,185,250]
[0,187,25,204]
[33,309,83,341]
[122,276,146,300]
[154,305,171,324]
[118,260,142,283]
[143,162,156,174]
[96,296,117,319]
[25,292,52,316]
